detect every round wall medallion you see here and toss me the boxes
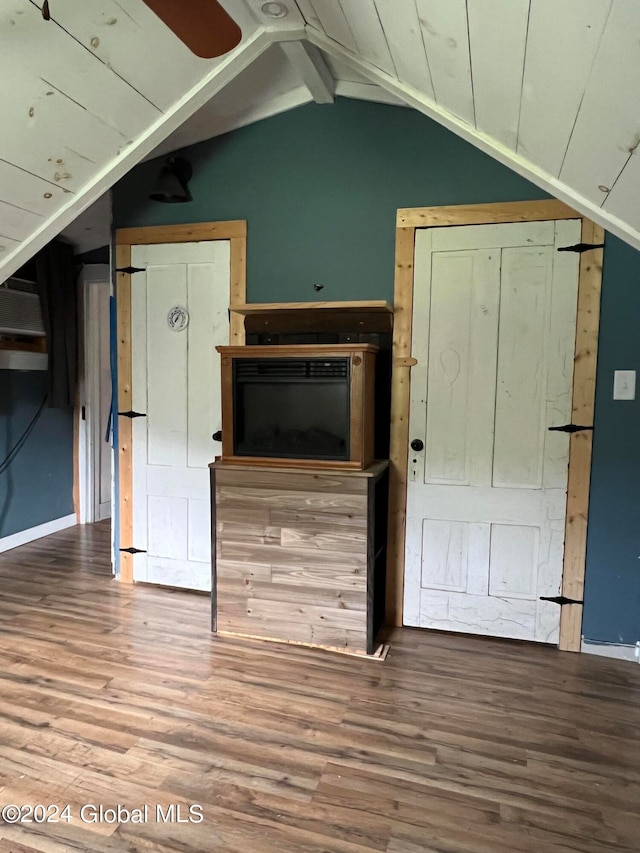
[167,305,189,332]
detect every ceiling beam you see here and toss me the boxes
[280,40,335,104]
[334,80,406,108]
[302,29,640,252]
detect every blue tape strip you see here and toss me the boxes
[109,294,118,451]
[109,292,120,578]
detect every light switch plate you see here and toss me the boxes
[613,370,636,400]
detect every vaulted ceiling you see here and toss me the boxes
[1,0,638,279]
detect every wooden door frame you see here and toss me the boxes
[386,200,604,652]
[114,220,247,584]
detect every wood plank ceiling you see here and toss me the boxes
[0,0,639,278]
[0,0,272,275]
[300,0,640,250]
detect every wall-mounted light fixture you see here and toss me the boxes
[149,157,193,203]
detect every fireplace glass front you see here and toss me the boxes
[233,357,350,461]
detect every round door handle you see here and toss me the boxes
[212,430,223,442]
[410,438,424,452]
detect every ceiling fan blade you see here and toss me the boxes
[141,0,242,58]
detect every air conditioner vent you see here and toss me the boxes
[0,287,45,337]
[1,277,38,294]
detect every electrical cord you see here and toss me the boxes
[0,394,48,475]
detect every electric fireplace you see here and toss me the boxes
[216,344,377,469]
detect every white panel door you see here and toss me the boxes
[404,220,581,643]
[130,241,229,591]
[82,275,112,525]
[93,282,112,521]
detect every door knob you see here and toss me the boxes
[212,430,222,442]
[410,438,424,452]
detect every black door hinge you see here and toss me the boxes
[116,266,146,274]
[557,243,605,254]
[81,405,86,421]
[118,410,147,419]
[119,547,147,555]
[540,595,583,606]
[548,424,594,433]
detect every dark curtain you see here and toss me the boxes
[35,241,77,409]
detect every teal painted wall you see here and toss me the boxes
[114,98,549,302]
[114,98,640,646]
[0,371,74,538]
[582,235,640,645]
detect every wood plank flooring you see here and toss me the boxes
[0,522,639,852]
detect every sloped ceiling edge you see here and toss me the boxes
[301,29,640,253]
[0,27,278,282]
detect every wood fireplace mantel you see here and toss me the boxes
[229,300,393,315]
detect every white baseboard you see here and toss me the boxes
[581,639,640,663]
[0,514,77,553]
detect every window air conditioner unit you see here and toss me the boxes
[0,278,45,337]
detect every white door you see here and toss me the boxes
[91,281,112,521]
[130,241,229,591]
[80,271,112,525]
[404,220,581,643]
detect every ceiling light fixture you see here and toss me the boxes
[149,157,193,204]
[261,2,288,18]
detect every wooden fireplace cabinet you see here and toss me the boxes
[210,459,389,654]
[215,344,378,470]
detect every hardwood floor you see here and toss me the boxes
[0,523,639,852]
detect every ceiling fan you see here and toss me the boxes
[140,0,242,57]
[42,0,242,58]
